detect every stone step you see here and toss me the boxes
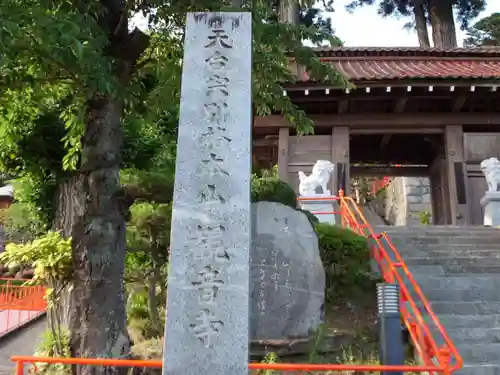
[426,328,500,351]
[398,248,500,258]
[455,364,500,375]
[403,256,500,267]
[428,301,500,315]
[410,287,500,302]
[397,243,500,251]
[412,275,500,289]
[457,343,500,363]
[424,314,500,329]
[405,299,500,316]
[377,229,500,237]
[403,263,500,275]
[449,328,500,344]
[377,262,500,277]
[376,225,497,230]
[386,230,500,235]
[398,237,500,245]
[405,265,446,276]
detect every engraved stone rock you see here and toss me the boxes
[163,12,252,375]
[251,201,325,340]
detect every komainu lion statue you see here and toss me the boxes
[480,157,500,192]
[298,160,335,196]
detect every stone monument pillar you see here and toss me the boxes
[163,12,252,375]
[480,158,500,227]
[480,157,500,227]
[297,160,337,224]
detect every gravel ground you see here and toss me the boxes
[0,316,47,375]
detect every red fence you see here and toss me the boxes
[11,355,450,375]
[0,279,47,337]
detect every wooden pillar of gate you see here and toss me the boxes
[444,125,468,225]
[331,126,350,196]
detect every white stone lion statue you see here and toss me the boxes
[480,157,500,192]
[298,160,335,196]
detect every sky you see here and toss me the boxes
[131,1,497,47]
[328,0,497,47]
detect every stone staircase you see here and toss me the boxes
[374,225,500,375]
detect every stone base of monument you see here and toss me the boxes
[298,195,338,225]
[480,191,500,227]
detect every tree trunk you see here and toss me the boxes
[428,0,457,48]
[147,263,161,330]
[69,96,131,375]
[414,2,430,48]
[279,0,299,24]
[51,176,85,331]
[53,175,86,238]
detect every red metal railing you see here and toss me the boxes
[0,278,47,337]
[337,191,462,373]
[371,177,393,195]
[11,355,448,375]
[9,193,461,374]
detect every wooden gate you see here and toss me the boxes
[430,158,451,225]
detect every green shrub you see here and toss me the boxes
[419,211,431,225]
[314,223,372,303]
[251,176,297,208]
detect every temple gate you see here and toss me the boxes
[253,47,500,226]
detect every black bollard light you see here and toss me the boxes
[377,283,404,375]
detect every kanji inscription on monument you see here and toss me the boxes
[163,12,252,375]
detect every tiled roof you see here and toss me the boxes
[300,47,500,81]
[327,60,500,80]
[313,46,500,58]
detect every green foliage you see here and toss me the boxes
[0,201,46,243]
[253,165,279,179]
[127,284,166,339]
[125,201,171,337]
[34,328,71,375]
[127,202,172,250]
[419,211,431,225]
[464,12,500,46]
[0,231,71,283]
[125,202,172,276]
[251,176,297,208]
[122,168,175,204]
[314,223,372,302]
[126,288,150,321]
[258,352,279,375]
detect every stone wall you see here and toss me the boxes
[384,178,407,225]
[380,177,433,226]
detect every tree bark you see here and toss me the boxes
[53,176,86,238]
[414,1,430,48]
[279,0,299,24]
[428,0,457,48]
[50,176,86,331]
[69,97,131,375]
